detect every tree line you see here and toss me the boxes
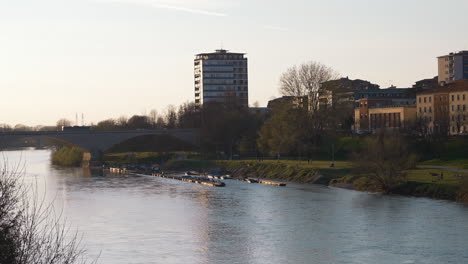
[83,61,355,159]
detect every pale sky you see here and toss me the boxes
[1,0,467,126]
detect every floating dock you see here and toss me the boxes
[153,173,225,187]
[259,180,286,187]
[109,167,128,174]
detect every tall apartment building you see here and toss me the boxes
[194,49,248,107]
[438,51,468,85]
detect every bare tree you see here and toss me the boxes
[279,61,338,112]
[0,124,12,132]
[164,105,177,129]
[14,124,33,132]
[148,109,158,128]
[56,119,72,130]
[351,133,417,192]
[0,161,97,264]
[116,116,128,129]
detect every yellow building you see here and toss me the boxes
[448,83,468,135]
[416,90,449,134]
[416,80,468,135]
[367,106,417,132]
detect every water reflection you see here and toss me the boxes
[3,149,468,264]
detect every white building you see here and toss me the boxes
[194,49,248,107]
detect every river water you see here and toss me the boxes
[5,149,468,264]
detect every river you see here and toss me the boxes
[5,149,468,264]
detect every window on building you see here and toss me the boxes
[452,95,455,101]
[418,97,421,103]
[452,105,455,111]
[464,94,466,100]
[464,105,467,111]
[458,95,460,100]
[429,97,432,103]
[429,107,432,113]
[419,107,422,113]
[424,107,426,113]
[424,97,426,103]
[458,105,460,111]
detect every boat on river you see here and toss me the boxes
[245,178,259,183]
[259,180,286,187]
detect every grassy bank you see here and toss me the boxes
[419,159,468,170]
[51,146,83,167]
[104,152,179,165]
[164,158,468,201]
[331,165,468,201]
[164,159,352,184]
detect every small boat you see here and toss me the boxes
[245,178,258,183]
[221,174,232,180]
[185,171,199,176]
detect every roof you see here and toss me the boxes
[195,49,246,57]
[417,81,468,95]
[437,50,468,58]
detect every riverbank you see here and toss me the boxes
[163,159,352,184]
[163,158,468,202]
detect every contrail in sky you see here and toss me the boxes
[93,0,228,17]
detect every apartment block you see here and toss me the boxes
[416,81,468,135]
[448,82,468,135]
[194,49,248,107]
[416,90,450,134]
[438,51,468,85]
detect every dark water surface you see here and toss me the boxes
[6,149,468,264]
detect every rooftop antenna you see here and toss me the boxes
[81,113,84,126]
[75,113,78,126]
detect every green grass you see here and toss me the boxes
[222,159,352,170]
[104,152,187,165]
[405,168,466,186]
[419,159,468,170]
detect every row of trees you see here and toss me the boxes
[87,61,349,158]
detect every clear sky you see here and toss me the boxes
[1,0,467,126]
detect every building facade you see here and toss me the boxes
[354,98,416,133]
[438,51,468,85]
[448,82,468,135]
[267,96,309,110]
[416,81,468,135]
[416,90,449,134]
[194,49,248,107]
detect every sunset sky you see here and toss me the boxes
[1,0,467,126]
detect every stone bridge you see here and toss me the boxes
[0,129,199,161]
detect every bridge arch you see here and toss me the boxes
[0,129,199,163]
